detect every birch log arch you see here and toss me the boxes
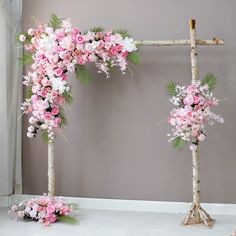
[18,15,224,228]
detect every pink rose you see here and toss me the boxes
[41,89,48,98]
[121,51,128,58]
[47,204,56,214]
[54,117,61,125]
[184,96,194,105]
[77,57,85,65]
[110,46,118,55]
[43,112,51,120]
[57,96,65,105]
[51,91,58,98]
[55,32,65,41]
[193,96,200,104]
[54,68,63,77]
[31,95,38,102]
[72,27,80,35]
[61,74,68,81]
[51,107,59,116]
[75,34,84,44]
[191,130,198,137]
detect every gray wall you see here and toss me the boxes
[22,0,236,203]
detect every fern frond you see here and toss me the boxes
[113,28,130,38]
[25,87,33,99]
[166,82,177,96]
[18,52,33,65]
[41,130,49,143]
[89,26,104,33]
[171,137,186,150]
[57,215,78,224]
[127,51,140,64]
[201,73,217,91]
[64,90,73,105]
[48,14,63,30]
[75,64,93,85]
[58,107,67,128]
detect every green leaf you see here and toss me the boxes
[113,28,130,38]
[127,51,140,64]
[58,107,67,128]
[166,82,177,96]
[201,73,217,91]
[75,64,93,85]
[18,52,33,65]
[171,137,186,150]
[25,87,33,99]
[89,26,104,33]
[63,90,73,105]
[41,130,49,143]
[58,215,78,224]
[48,14,63,30]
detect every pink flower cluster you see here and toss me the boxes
[20,18,137,140]
[167,80,224,150]
[9,195,77,225]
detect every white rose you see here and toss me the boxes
[41,124,48,129]
[29,210,37,218]
[19,34,26,42]
[28,28,34,36]
[122,37,137,52]
[29,117,37,124]
[27,132,34,138]
[28,126,35,132]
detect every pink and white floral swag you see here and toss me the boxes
[19,18,138,141]
[167,80,224,150]
[9,195,77,225]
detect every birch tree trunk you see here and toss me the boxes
[182,19,214,228]
[135,39,223,47]
[48,141,55,197]
[189,19,201,223]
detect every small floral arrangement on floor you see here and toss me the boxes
[9,195,78,225]
[166,74,224,150]
[19,14,139,142]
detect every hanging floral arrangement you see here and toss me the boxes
[19,14,139,142]
[12,14,139,225]
[166,74,224,150]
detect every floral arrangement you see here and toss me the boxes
[166,74,224,150]
[19,14,139,142]
[9,195,78,225]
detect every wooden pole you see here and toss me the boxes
[182,19,215,228]
[48,141,55,197]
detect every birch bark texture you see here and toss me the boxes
[182,19,215,228]
[48,141,55,197]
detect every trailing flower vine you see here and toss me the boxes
[19,14,139,142]
[166,74,224,150]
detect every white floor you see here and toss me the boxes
[0,207,235,236]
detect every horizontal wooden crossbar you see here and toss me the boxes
[135,39,224,46]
